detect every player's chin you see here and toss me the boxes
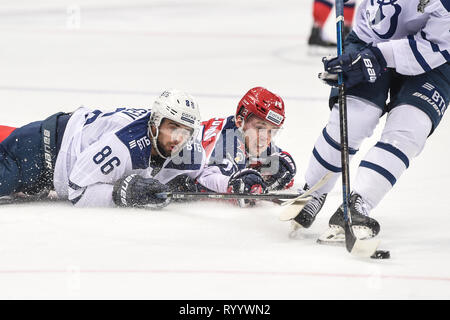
[159,145,173,158]
[166,144,183,156]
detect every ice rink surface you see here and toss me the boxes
[1,0,450,299]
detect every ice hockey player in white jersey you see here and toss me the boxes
[0,89,203,208]
[171,87,297,207]
[290,0,450,239]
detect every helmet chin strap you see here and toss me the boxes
[148,125,168,160]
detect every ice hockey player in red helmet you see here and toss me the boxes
[170,87,297,207]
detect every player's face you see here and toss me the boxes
[237,115,280,156]
[156,119,193,157]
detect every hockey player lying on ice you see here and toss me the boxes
[289,0,450,242]
[0,89,205,208]
[0,87,296,208]
[168,87,297,207]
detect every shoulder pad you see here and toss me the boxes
[115,115,152,169]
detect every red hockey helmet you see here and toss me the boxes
[236,87,285,127]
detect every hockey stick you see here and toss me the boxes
[279,172,333,221]
[334,0,379,258]
[157,172,333,206]
[156,191,305,204]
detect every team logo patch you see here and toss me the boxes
[367,0,401,39]
[129,140,137,149]
[413,83,448,117]
[265,110,283,126]
[234,151,244,164]
[129,136,151,150]
[181,112,196,125]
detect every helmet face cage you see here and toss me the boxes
[149,89,201,159]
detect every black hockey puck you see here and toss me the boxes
[370,250,390,259]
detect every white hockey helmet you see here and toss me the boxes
[149,89,201,158]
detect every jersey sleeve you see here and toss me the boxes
[67,133,132,207]
[376,2,450,75]
[196,165,231,193]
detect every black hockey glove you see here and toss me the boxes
[166,174,199,193]
[264,151,296,191]
[319,44,387,89]
[166,174,208,202]
[112,174,170,209]
[227,168,267,207]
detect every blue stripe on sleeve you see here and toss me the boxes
[70,188,86,205]
[408,35,432,72]
[420,32,439,52]
[69,180,82,190]
[420,31,450,62]
[441,50,450,62]
[360,161,397,186]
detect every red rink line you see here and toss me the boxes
[0,269,449,282]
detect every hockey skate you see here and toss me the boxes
[317,193,380,246]
[292,185,327,228]
[307,26,336,56]
[308,26,336,47]
[288,185,327,238]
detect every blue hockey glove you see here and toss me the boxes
[319,44,387,88]
[264,151,296,191]
[227,168,267,207]
[113,174,170,209]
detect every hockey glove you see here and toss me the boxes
[264,151,296,191]
[166,174,210,202]
[112,174,170,209]
[227,168,267,207]
[319,44,387,88]
[166,174,199,193]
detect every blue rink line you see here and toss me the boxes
[0,85,325,102]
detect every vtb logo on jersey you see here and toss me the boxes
[366,0,402,39]
[413,83,448,117]
[129,136,151,150]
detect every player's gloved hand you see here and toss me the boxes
[167,174,199,193]
[319,44,387,88]
[227,168,267,207]
[166,174,209,202]
[264,151,296,191]
[112,174,170,209]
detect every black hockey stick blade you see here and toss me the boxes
[345,223,380,257]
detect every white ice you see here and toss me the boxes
[0,0,449,299]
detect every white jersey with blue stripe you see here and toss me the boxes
[53,106,205,207]
[353,0,450,75]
